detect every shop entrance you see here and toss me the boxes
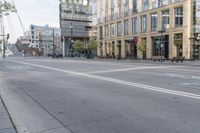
[152,35,169,59]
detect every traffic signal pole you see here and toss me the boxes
[2,26,5,58]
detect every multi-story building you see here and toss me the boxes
[91,0,97,39]
[30,24,62,56]
[19,31,31,47]
[97,0,200,60]
[59,0,93,57]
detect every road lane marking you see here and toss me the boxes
[10,60,200,100]
[6,65,33,70]
[157,73,200,80]
[87,66,178,74]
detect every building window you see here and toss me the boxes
[132,0,137,14]
[172,0,183,3]
[162,10,169,29]
[110,23,115,37]
[141,15,147,33]
[152,0,158,9]
[118,0,122,18]
[193,0,200,33]
[124,0,129,17]
[124,20,129,35]
[105,0,108,22]
[142,0,148,11]
[105,25,109,37]
[111,0,115,20]
[161,0,169,6]
[175,7,183,27]
[151,13,157,32]
[117,22,122,36]
[100,0,103,23]
[132,17,138,34]
[99,26,103,39]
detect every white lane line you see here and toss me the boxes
[10,60,200,100]
[167,68,200,73]
[87,66,178,74]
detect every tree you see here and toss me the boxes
[73,40,84,52]
[88,39,98,52]
[137,39,146,59]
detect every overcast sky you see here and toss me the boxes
[4,0,60,43]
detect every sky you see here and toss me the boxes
[4,0,60,43]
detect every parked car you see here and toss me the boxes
[56,54,63,58]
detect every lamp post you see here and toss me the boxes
[159,29,166,62]
[63,36,66,58]
[69,23,73,57]
[0,1,16,58]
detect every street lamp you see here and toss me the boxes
[158,29,166,62]
[0,1,16,58]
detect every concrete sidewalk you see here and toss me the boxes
[63,57,200,66]
[0,96,16,133]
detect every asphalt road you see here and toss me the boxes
[0,57,200,133]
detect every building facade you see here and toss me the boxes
[97,0,200,60]
[30,25,62,56]
[59,0,93,57]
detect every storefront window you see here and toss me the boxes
[174,33,183,57]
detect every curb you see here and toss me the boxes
[0,87,29,133]
[0,94,17,133]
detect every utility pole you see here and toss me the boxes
[52,29,55,59]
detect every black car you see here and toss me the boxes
[56,54,63,58]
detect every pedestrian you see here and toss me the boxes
[23,51,25,58]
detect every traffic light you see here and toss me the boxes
[7,33,10,40]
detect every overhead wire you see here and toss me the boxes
[11,0,25,35]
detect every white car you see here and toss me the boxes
[5,50,13,57]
